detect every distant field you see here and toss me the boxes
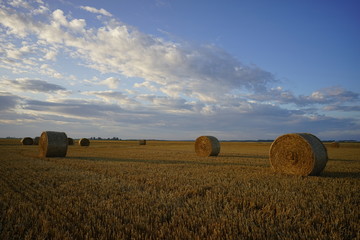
[0,139,359,239]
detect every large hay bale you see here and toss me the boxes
[330,141,340,148]
[269,133,328,176]
[67,138,74,145]
[79,138,90,146]
[33,136,40,145]
[195,136,220,157]
[39,131,68,157]
[21,137,33,145]
[139,140,146,145]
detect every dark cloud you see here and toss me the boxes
[25,99,122,118]
[324,105,360,112]
[248,86,359,107]
[5,79,66,93]
[0,91,358,140]
[0,92,22,111]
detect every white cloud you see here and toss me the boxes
[99,77,119,89]
[8,0,31,9]
[75,26,275,102]
[80,6,112,17]
[84,90,139,107]
[0,6,35,37]
[0,3,275,103]
[32,4,48,15]
[68,18,86,32]
[43,49,57,61]
[6,49,22,59]
[52,9,68,26]
[39,64,63,78]
[50,9,86,32]
[134,81,159,92]
[310,91,324,100]
[4,42,33,59]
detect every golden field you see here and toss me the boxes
[0,139,359,239]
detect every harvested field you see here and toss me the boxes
[0,139,359,239]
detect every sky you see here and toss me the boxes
[0,0,359,140]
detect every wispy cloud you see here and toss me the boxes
[80,6,112,17]
[1,78,67,93]
[83,90,139,107]
[248,86,359,107]
[98,77,120,89]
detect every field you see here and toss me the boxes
[0,139,359,239]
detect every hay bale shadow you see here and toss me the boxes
[321,171,360,179]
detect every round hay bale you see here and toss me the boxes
[67,138,74,145]
[79,138,90,146]
[21,137,34,145]
[330,141,340,148]
[139,140,146,145]
[33,136,40,145]
[195,136,220,157]
[269,133,328,176]
[39,131,68,157]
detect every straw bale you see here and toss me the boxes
[195,136,220,157]
[21,137,33,145]
[79,138,90,146]
[33,136,40,145]
[269,133,328,176]
[139,140,146,145]
[330,141,340,148]
[68,138,74,145]
[39,131,68,157]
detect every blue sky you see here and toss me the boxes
[0,0,359,140]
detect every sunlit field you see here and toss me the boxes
[0,139,359,239]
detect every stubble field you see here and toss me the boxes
[0,139,359,239]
